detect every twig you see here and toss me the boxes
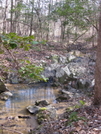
[73,30,88,43]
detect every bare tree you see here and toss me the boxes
[3,0,8,33]
[29,0,34,36]
[10,0,13,32]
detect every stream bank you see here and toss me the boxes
[0,42,96,134]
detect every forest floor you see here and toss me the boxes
[0,41,96,72]
[0,41,100,134]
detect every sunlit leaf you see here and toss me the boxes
[31,41,39,45]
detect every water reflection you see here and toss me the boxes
[1,84,58,114]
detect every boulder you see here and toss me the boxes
[27,104,57,124]
[68,62,87,78]
[40,60,47,67]
[70,79,90,90]
[87,79,95,92]
[56,95,70,102]
[56,90,71,102]
[66,53,76,62]
[42,53,94,88]
[73,50,82,57]
[35,100,50,107]
[45,105,56,119]
[27,105,40,114]
[2,91,13,96]
[0,79,9,93]
[61,89,80,98]
[65,85,80,93]
[91,79,95,87]
[89,52,96,62]
[36,105,57,124]
[51,54,59,63]
[0,91,13,101]
[42,68,56,78]
[61,90,74,98]
[56,66,71,84]
[59,55,67,64]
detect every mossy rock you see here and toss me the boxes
[36,110,50,124]
[36,106,56,124]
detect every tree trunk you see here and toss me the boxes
[10,0,13,32]
[93,9,101,105]
[29,0,34,36]
[3,0,8,33]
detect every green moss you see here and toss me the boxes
[39,107,47,111]
[36,110,50,124]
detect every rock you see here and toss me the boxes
[56,66,71,84]
[65,85,79,93]
[0,79,9,93]
[27,105,40,114]
[69,79,91,91]
[73,50,82,57]
[45,105,57,119]
[0,91,13,101]
[42,68,56,78]
[72,57,84,63]
[27,104,56,118]
[41,52,94,88]
[42,62,62,80]
[8,73,19,84]
[35,100,50,107]
[56,90,71,102]
[0,95,8,100]
[36,105,57,124]
[59,55,67,64]
[62,90,74,98]
[56,86,82,102]
[40,60,46,66]
[88,61,95,66]
[68,62,87,78]
[49,63,60,70]
[56,95,69,102]
[45,56,50,59]
[89,52,96,62]
[75,79,90,89]
[2,91,13,97]
[51,54,59,63]
[66,53,76,62]
[87,79,95,92]
[91,79,95,87]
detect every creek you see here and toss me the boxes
[0,83,58,116]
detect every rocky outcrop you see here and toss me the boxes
[5,50,95,91]
[42,51,95,91]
